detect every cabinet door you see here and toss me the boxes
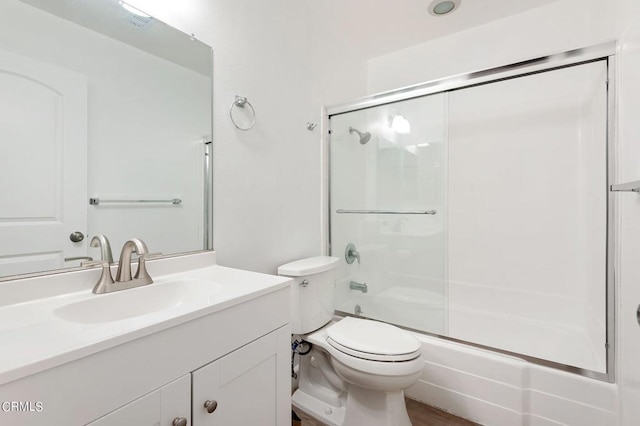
[87,374,191,426]
[192,326,290,426]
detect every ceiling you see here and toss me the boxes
[306,0,560,59]
[17,0,560,73]
[17,0,211,76]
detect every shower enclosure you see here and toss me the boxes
[327,44,614,379]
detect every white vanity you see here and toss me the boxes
[0,252,292,426]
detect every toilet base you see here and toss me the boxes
[292,385,411,426]
[292,388,345,426]
[343,385,411,426]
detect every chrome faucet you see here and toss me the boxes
[90,238,153,294]
[115,238,152,283]
[345,243,360,264]
[90,234,113,263]
[349,280,368,293]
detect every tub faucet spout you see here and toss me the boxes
[349,281,368,293]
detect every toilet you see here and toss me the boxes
[278,256,424,426]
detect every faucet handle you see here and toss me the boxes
[134,254,153,285]
[345,243,360,264]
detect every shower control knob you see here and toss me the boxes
[69,231,85,243]
[172,417,188,426]
[204,400,218,414]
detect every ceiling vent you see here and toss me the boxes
[125,12,155,29]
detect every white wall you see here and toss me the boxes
[0,0,210,259]
[128,0,368,274]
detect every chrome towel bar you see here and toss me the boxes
[610,181,640,192]
[336,209,437,215]
[90,198,182,205]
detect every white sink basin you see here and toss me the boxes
[54,279,222,324]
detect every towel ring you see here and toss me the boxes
[229,95,256,131]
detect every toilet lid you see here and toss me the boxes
[326,317,421,362]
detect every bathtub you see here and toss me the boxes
[336,286,616,426]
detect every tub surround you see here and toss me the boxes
[0,251,292,425]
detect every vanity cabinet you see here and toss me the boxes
[86,375,191,426]
[192,328,289,425]
[85,327,290,426]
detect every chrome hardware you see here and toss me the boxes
[64,256,93,262]
[90,234,113,263]
[348,126,371,145]
[349,281,368,293]
[355,305,363,316]
[610,181,640,192]
[115,238,150,283]
[345,243,360,264]
[172,417,188,426]
[204,400,218,414]
[82,260,114,294]
[300,279,309,287]
[307,122,317,131]
[229,95,256,131]
[91,238,153,294]
[89,197,182,205]
[69,231,85,242]
[336,209,437,215]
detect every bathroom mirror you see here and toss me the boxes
[0,0,213,280]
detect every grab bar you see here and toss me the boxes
[336,209,436,215]
[89,198,182,205]
[610,181,640,192]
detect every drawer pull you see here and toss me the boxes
[204,400,218,414]
[172,417,188,426]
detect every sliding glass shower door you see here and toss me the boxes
[329,93,448,335]
[328,58,610,375]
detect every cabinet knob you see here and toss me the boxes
[172,417,188,426]
[204,399,218,414]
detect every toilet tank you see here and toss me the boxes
[278,256,340,335]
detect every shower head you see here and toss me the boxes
[349,127,371,145]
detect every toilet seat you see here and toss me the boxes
[326,317,421,362]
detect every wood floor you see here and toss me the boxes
[293,397,480,426]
